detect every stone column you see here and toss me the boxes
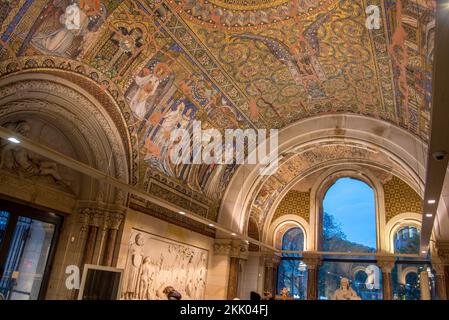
[77,201,126,267]
[227,257,240,300]
[102,210,125,266]
[303,252,321,300]
[433,240,449,300]
[432,262,447,300]
[377,255,395,300]
[213,239,249,299]
[226,240,248,299]
[263,253,280,296]
[420,270,431,300]
[81,207,102,266]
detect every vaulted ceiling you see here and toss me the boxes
[0,0,436,229]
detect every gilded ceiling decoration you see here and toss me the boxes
[0,0,435,224]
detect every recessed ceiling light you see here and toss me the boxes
[179,211,186,215]
[428,199,436,204]
[7,137,20,144]
[426,213,433,218]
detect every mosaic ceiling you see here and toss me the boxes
[0,0,435,224]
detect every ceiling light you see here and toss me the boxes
[7,137,20,144]
[427,199,436,204]
[426,213,433,218]
[208,223,214,227]
[421,250,427,254]
[179,211,186,215]
[231,233,236,236]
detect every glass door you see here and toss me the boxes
[0,200,61,300]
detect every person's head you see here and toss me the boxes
[184,107,193,117]
[176,102,186,113]
[154,63,171,79]
[163,286,175,295]
[250,291,261,301]
[135,233,144,246]
[143,82,155,93]
[16,121,31,137]
[340,277,350,290]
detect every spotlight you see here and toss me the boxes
[7,137,20,144]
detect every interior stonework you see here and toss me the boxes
[0,0,448,302]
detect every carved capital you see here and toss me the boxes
[431,260,446,276]
[214,239,233,256]
[213,239,248,260]
[263,252,281,268]
[435,241,449,264]
[376,254,396,273]
[230,240,248,260]
[302,252,321,269]
[76,200,126,229]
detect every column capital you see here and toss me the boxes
[435,240,449,263]
[302,251,321,269]
[431,260,446,276]
[214,239,249,260]
[376,254,396,273]
[263,252,281,268]
[76,200,126,229]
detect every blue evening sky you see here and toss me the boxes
[323,177,376,249]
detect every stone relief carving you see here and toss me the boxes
[122,229,208,300]
[0,120,71,189]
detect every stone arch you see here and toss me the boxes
[0,71,133,204]
[309,166,384,252]
[219,114,427,237]
[268,215,310,251]
[385,213,422,254]
[0,56,139,186]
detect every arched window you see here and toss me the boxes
[277,227,306,299]
[282,227,304,254]
[394,226,420,254]
[321,177,376,253]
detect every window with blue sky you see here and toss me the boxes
[321,177,376,252]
